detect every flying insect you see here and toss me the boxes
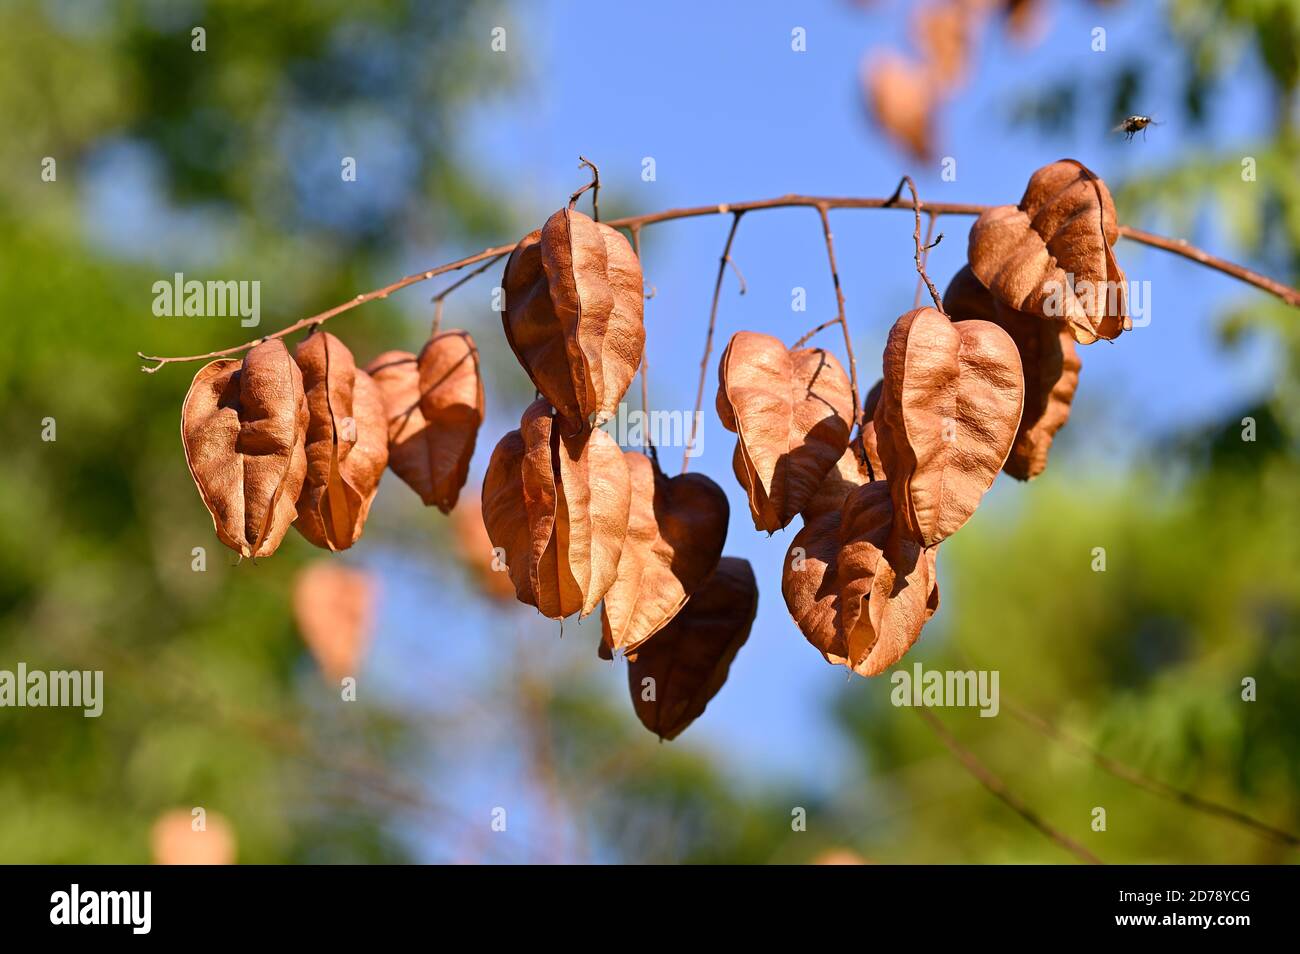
[1114,115,1160,141]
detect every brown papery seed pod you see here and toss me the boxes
[599,451,730,657]
[627,556,758,740]
[181,338,309,559]
[912,1,972,91]
[968,159,1129,344]
[783,483,856,667]
[716,331,855,533]
[859,379,887,480]
[481,398,630,619]
[502,208,644,432]
[364,332,483,512]
[862,50,936,162]
[150,809,236,865]
[292,560,375,683]
[945,266,1082,480]
[783,479,938,673]
[874,307,1024,548]
[293,332,388,551]
[857,523,938,677]
[450,489,518,604]
[781,434,877,666]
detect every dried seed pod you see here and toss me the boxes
[860,379,887,480]
[150,809,236,865]
[627,556,757,740]
[292,560,374,682]
[293,332,389,550]
[783,480,939,673]
[942,262,999,323]
[836,481,897,664]
[812,848,869,865]
[502,209,644,431]
[364,330,484,513]
[783,485,859,667]
[1003,0,1042,42]
[1005,324,1079,480]
[181,338,309,559]
[858,524,937,676]
[968,159,1128,344]
[863,50,936,161]
[874,307,1024,548]
[912,1,971,90]
[600,451,730,657]
[716,331,855,533]
[450,489,518,603]
[946,266,1082,481]
[481,398,631,619]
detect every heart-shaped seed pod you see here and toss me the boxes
[450,489,519,604]
[874,307,1023,548]
[599,451,730,657]
[292,560,374,682]
[783,484,859,667]
[716,331,855,533]
[151,809,236,865]
[783,480,939,673]
[1004,324,1079,480]
[945,266,1082,481]
[627,556,757,740]
[862,50,936,161]
[482,398,631,619]
[912,1,972,90]
[502,208,644,431]
[364,330,484,513]
[860,379,887,481]
[860,530,939,676]
[181,338,309,559]
[293,332,389,551]
[968,159,1129,344]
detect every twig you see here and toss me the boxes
[724,254,747,294]
[916,708,1104,865]
[569,156,601,221]
[683,211,744,472]
[1118,224,1300,307]
[138,244,510,372]
[914,211,938,308]
[815,202,863,430]
[137,191,1300,373]
[888,176,945,314]
[431,252,507,335]
[793,317,841,348]
[1003,699,1300,850]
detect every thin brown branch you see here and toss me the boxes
[888,176,945,314]
[683,211,744,473]
[569,155,601,221]
[916,708,1104,865]
[1116,224,1300,307]
[815,202,863,431]
[138,192,1300,373]
[724,254,747,294]
[793,316,841,349]
[138,244,513,372]
[1003,699,1300,850]
[431,252,507,335]
[914,211,939,308]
